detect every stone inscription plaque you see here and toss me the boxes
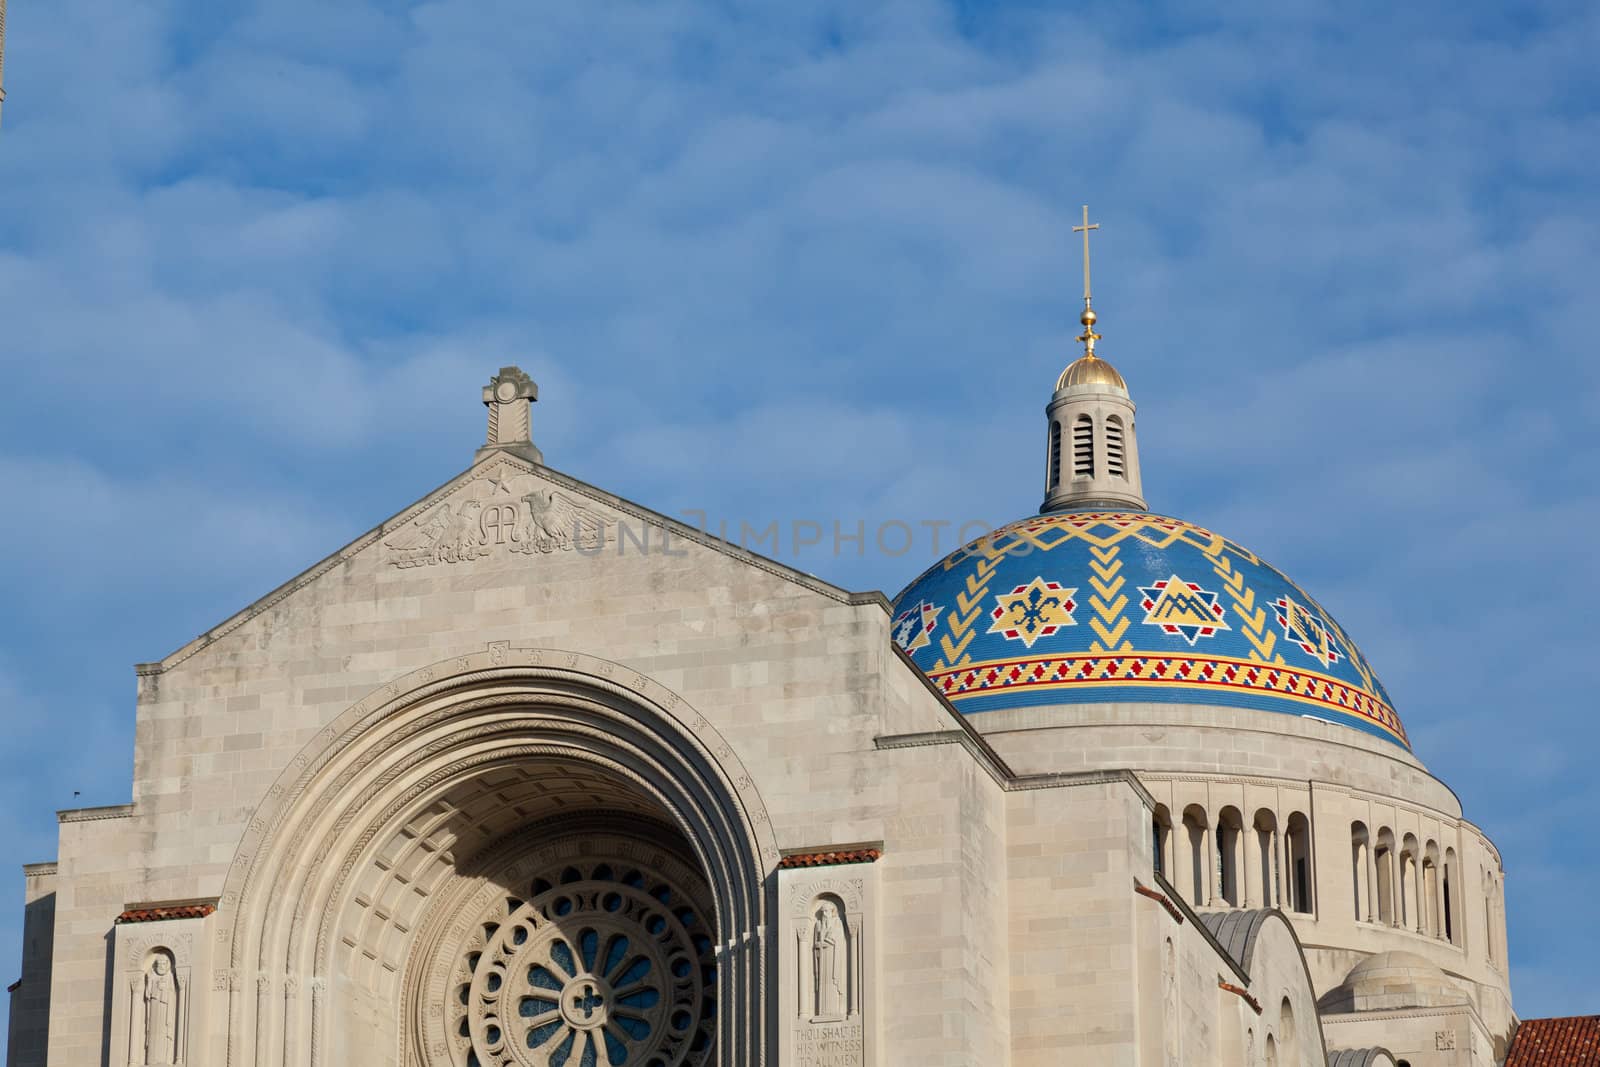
[796,1021,865,1067]
[778,864,878,1067]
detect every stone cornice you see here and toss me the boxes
[57,803,133,823]
[1321,999,1490,1036]
[874,729,1013,785]
[974,701,1428,771]
[1008,768,1159,809]
[875,729,1158,809]
[21,862,57,877]
[1139,770,1316,791]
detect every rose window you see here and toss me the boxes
[452,857,717,1067]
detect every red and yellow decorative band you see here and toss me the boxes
[927,650,1407,745]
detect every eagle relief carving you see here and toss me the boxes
[384,475,609,568]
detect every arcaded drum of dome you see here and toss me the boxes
[890,510,1407,748]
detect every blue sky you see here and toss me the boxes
[1,0,1597,1035]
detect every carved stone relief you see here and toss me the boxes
[809,900,849,1022]
[383,470,612,569]
[142,953,179,1064]
[779,866,877,1067]
[110,919,210,1067]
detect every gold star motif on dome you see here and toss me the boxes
[987,577,1078,648]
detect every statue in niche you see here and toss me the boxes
[142,955,177,1065]
[811,901,846,1022]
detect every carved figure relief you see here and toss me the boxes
[123,946,185,1067]
[782,878,871,1067]
[384,475,609,569]
[811,901,847,1022]
[383,500,490,568]
[143,955,177,1064]
[111,930,201,1067]
[514,488,604,555]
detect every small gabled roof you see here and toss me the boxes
[1507,1016,1600,1066]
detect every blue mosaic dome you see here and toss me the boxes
[890,510,1407,749]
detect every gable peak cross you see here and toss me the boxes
[477,366,545,465]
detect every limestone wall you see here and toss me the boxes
[4,863,56,1067]
[972,704,1514,1056]
[37,457,998,1066]
[1004,779,1144,1063]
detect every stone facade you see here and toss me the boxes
[6,366,1511,1066]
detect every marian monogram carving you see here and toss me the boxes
[383,470,610,569]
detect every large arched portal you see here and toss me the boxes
[395,768,721,1067]
[213,650,776,1067]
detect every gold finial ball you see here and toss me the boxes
[1080,308,1097,327]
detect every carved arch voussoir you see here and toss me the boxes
[216,646,777,1067]
[219,647,774,959]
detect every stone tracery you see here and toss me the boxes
[441,847,717,1067]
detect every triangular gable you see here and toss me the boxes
[148,452,888,673]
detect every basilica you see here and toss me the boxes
[7,255,1530,1065]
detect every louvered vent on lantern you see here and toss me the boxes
[1106,417,1126,478]
[1072,416,1094,476]
[1049,421,1062,489]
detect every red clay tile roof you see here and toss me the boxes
[1135,882,1185,925]
[115,904,216,924]
[1218,979,1263,1015]
[1508,1016,1600,1067]
[777,849,881,869]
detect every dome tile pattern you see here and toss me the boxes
[890,511,1407,748]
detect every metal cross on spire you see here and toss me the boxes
[1072,204,1100,309]
[1072,205,1102,357]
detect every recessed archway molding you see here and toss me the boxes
[214,645,779,1067]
